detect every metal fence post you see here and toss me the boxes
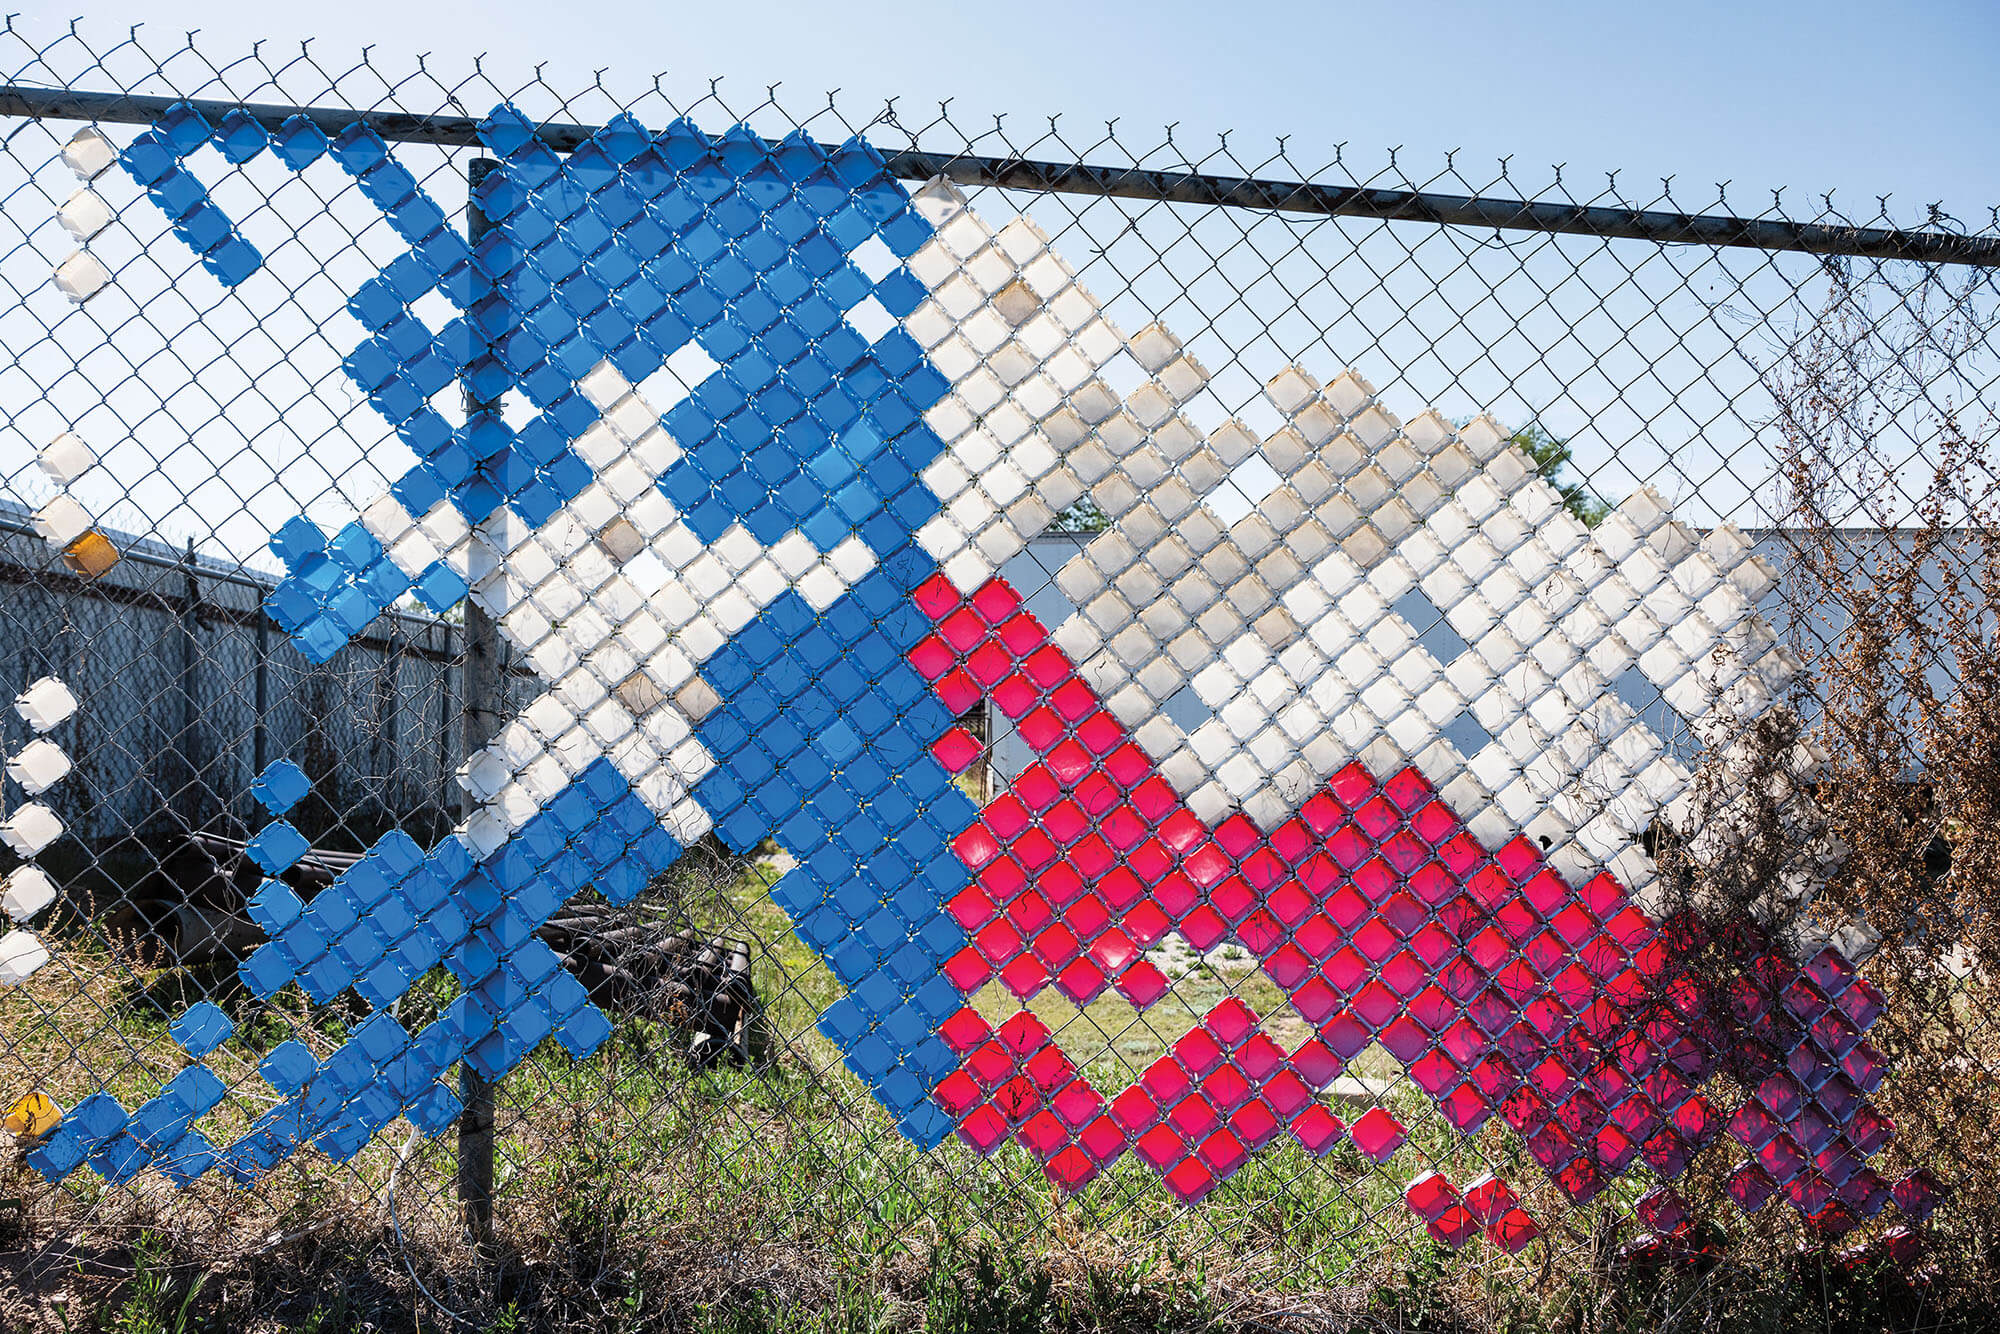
[174,538,205,829]
[457,153,501,1256]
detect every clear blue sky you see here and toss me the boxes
[4,3,1994,555]
[31,0,2000,225]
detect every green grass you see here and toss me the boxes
[0,850,1988,1333]
[484,854,1463,1283]
[63,1211,1987,1334]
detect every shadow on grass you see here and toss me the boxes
[4,1197,1994,1334]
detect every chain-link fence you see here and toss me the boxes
[2,18,1999,1333]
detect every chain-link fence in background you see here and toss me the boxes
[2,18,1999,1333]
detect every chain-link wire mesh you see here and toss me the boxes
[2,18,1998,1333]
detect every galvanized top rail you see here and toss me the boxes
[4,82,1997,267]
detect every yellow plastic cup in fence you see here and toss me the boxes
[3,1090,62,1143]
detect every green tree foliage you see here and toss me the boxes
[1509,422,1611,526]
[1049,494,1109,532]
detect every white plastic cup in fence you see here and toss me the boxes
[4,738,71,796]
[37,431,96,486]
[60,127,115,179]
[14,678,77,732]
[53,251,111,303]
[57,188,112,241]
[0,804,63,858]
[0,866,58,923]
[0,930,51,986]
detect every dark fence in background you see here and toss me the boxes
[0,500,537,857]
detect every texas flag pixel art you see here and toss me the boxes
[18,100,1932,1249]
